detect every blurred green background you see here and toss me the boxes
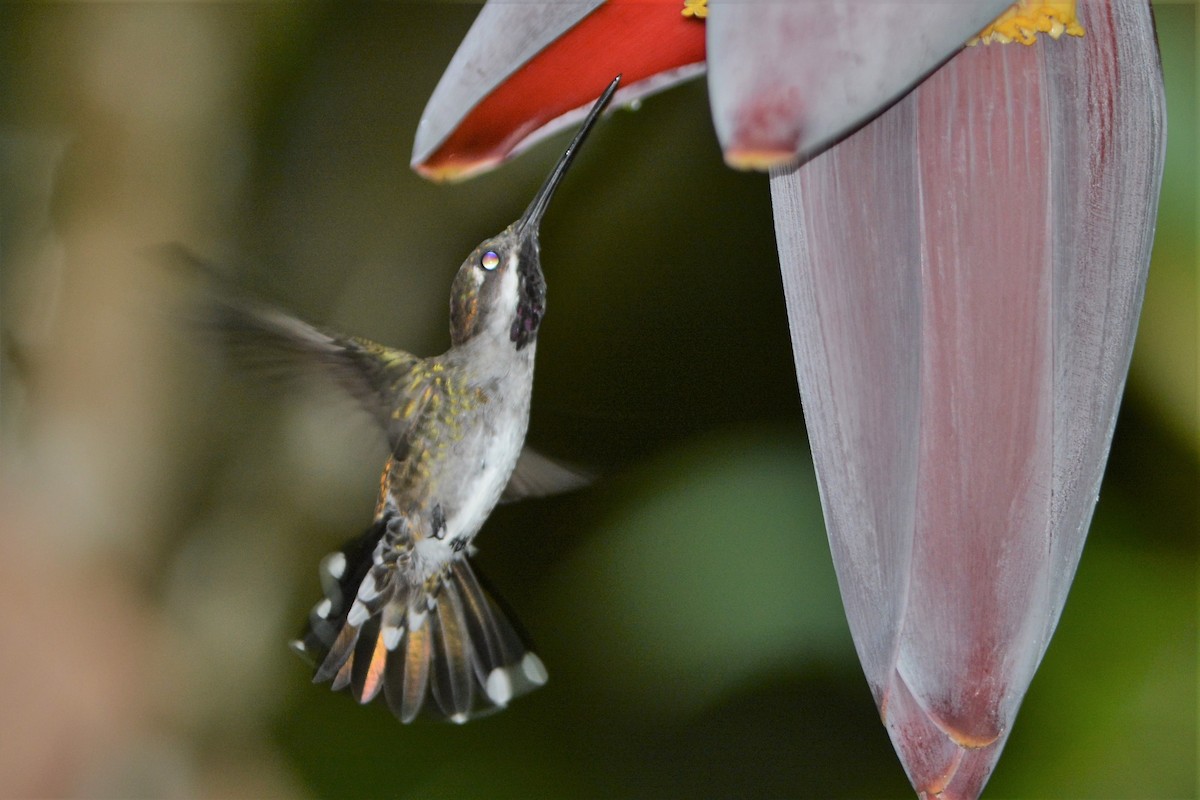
[0,3,1194,798]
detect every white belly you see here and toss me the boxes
[408,341,535,577]
[444,407,527,542]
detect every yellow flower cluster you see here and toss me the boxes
[970,1,1085,46]
[681,0,707,20]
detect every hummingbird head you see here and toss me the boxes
[448,226,544,351]
[448,76,620,351]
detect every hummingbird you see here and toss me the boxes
[209,77,621,723]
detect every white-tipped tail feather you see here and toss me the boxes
[291,514,546,723]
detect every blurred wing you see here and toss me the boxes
[171,245,422,452]
[500,447,593,503]
[216,297,421,452]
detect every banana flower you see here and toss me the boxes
[410,1,1167,796]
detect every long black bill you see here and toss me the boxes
[516,75,621,237]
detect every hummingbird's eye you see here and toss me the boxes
[481,251,500,271]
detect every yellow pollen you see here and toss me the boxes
[681,0,706,19]
[968,1,1084,46]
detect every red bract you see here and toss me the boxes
[412,0,704,182]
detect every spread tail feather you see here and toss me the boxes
[291,520,546,723]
